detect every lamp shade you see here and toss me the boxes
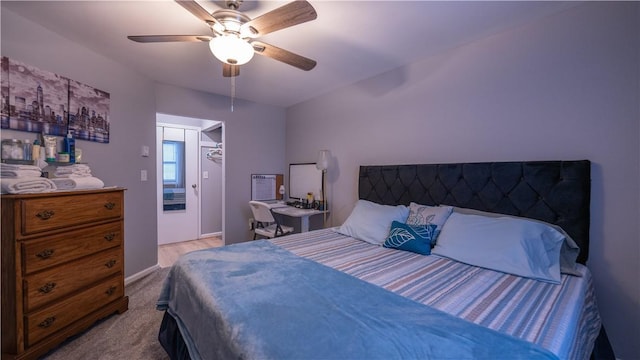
[209,35,254,65]
[316,150,330,171]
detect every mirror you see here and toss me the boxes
[162,140,186,211]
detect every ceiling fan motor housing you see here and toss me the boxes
[212,9,250,35]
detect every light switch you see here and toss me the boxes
[141,169,147,181]
[203,171,209,179]
[141,145,150,157]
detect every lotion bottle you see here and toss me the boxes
[32,139,41,161]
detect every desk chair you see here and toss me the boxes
[249,201,294,240]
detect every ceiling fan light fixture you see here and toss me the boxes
[209,35,254,65]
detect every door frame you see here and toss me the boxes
[201,121,225,243]
[200,140,223,238]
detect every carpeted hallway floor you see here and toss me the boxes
[42,267,171,360]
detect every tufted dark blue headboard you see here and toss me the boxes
[358,160,591,264]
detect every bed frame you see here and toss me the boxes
[358,160,614,358]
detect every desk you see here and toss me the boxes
[271,206,328,232]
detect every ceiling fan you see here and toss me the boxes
[128,0,317,77]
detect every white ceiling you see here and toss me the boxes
[2,1,580,108]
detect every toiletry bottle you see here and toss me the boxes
[32,139,41,161]
[43,134,56,162]
[23,139,32,161]
[64,131,76,163]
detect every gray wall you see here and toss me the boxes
[1,8,158,278]
[286,2,639,358]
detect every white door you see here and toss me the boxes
[156,125,199,245]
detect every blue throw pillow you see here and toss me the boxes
[383,221,438,255]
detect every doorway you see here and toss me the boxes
[156,115,223,246]
[200,123,223,237]
[156,124,199,244]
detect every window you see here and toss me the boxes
[163,141,184,187]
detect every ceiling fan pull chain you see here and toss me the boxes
[230,76,236,112]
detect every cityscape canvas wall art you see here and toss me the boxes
[0,57,110,143]
[69,79,110,143]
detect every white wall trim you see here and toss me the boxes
[156,122,202,131]
[201,140,218,147]
[124,264,161,286]
[201,231,222,238]
[203,122,222,132]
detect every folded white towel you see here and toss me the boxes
[54,164,90,171]
[54,167,91,173]
[1,169,43,178]
[54,164,92,177]
[51,173,92,178]
[1,164,41,171]
[51,176,104,190]
[1,177,56,194]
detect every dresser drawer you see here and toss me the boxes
[26,274,124,346]
[24,247,123,312]
[22,221,122,275]
[20,192,123,236]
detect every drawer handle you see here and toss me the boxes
[39,282,57,294]
[106,286,117,296]
[104,202,116,210]
[104,233,116,241]
[35,210,55,220]
[36,249,55,259]
[105,259,117,268]
[38,317,56,328]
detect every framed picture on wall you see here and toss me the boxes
[1,57,9,126]
[0,56,111,143]
[251,174,284,201]
[2,57,69,136]
[68,79,110,143]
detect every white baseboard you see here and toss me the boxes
[201,231,222,237]
[125,264,161,286]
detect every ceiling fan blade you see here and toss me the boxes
[251,41,316,71]
[127,35,212,43]
[223,63,240,78]
[175,0,224,29]
[242,0,317,37]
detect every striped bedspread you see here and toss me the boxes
[271,228,601,360]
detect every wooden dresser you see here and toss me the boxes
[1,188,129,359]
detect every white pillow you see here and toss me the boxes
[432,212,565,284]
[406,203,453,245]
[337,200,409,245]
[450,206,581,276]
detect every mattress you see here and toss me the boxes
[270,228,601,360]
[158,227,601,360]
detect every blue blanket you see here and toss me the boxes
[157,240,558,360]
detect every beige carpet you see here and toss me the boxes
[43,267,171,360]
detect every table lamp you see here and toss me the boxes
[316,150,330,226]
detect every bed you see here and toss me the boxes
[156,160,613,359]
